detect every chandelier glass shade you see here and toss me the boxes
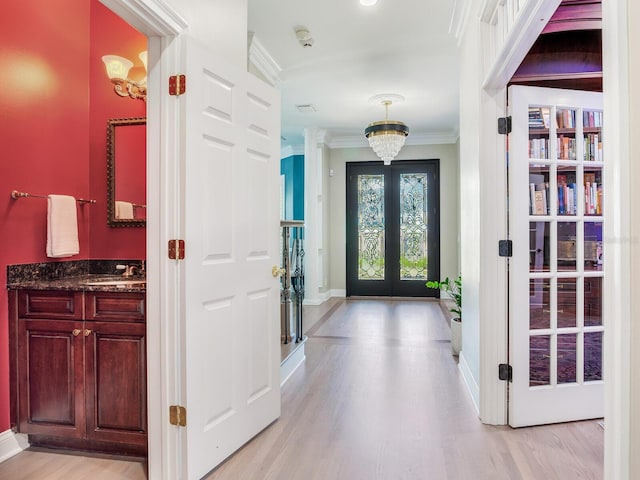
[364,100,409,165]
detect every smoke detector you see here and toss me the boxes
[295,28,314,48]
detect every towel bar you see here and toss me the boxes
[11,190,96,204]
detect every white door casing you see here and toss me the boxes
[181,38,281,479]
[508,85,604,427]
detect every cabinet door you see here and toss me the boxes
[18,319,85,437]
[84,321,147,447]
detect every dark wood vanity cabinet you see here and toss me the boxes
[9,289,147,455]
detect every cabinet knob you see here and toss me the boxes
[72,329,82,337]
[83,329,92,337]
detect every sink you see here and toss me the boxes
[83,279,146,286]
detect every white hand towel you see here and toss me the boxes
[115,201,134,219]
[47,195,79,258]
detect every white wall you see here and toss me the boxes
[602,1,640,478]
[327,143,460,294]
[457,9,483,410]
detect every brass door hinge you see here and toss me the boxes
[168,239,185,260]
[169,405,187,427]
[169,74,186,96]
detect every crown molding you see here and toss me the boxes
[99,0,187,36]
[248,35,282,86]
[450,0,473,45]
[281,145,305,158]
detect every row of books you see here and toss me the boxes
[528,138,549,159]
[583,110,603,129]
[558,136,577,161]
[528,135,603,162]
[584,134,603,162]
[528,180,603,215]
[557,109,577,129]
[528,107,603,131]
[584,172,603,215]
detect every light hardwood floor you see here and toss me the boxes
[0,298,603,479]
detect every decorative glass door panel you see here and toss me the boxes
[358,175,385,280]
[399,173,428,280]
[347,160,439,297]
[508,85,604,427]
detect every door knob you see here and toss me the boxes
[72,329,82,337]
[84,329,92,337]
[272,266,286,277]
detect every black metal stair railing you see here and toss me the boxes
[280,220,305,344]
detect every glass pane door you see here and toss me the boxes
[346,160,440,297]
[508,85,604,427]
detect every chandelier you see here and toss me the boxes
[364,96,409,165]
[101,51,147,101]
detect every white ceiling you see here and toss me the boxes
[248,0,461,149]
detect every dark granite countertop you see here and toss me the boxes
[7,274,146,293]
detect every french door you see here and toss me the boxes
[346,160,440,297]
[508,85,604,427]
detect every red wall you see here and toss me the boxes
[89,1,147,254]
[0,0,146,433]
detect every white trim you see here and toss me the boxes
[280,345,306,386]
[99,0,187,36]
[0,430,28,464]
[281,145,305,158]
[602,1,632,478]
[479,0,500,22]
[248,36,282,86]
[450,0,473,46]
[99,1,186,479]
[330,289,347,298]
[458,352,480,415]
[482,0,561,90]
[302,298,324,306]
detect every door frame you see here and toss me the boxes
[98,1,186,478]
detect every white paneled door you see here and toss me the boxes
[508,85,604,427]
[182,38,281,479]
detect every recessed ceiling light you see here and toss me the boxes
[360,0,378,6]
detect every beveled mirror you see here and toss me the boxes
[107,117,146,227]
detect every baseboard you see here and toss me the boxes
[0,429,29,463]
[280,343,305,386]
[302,298,323,306]
[330,289,346,298]
[458,352,480,416]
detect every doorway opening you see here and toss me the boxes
[346,160,440,297]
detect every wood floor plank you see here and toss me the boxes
[0,298,603,479]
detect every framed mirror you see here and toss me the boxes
[107,117,146,227]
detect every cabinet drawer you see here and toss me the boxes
[18,290,83,320]
[86,292,145,322]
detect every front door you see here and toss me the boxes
[181,38,282,478]
[346,160,440,297]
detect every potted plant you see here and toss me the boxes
[426,275,462,355]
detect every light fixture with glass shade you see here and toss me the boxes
[101,51,147,101]
[365,94,409,165]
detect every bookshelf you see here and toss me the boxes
[508,85,604,426]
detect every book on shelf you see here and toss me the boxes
[534,191,546,215]
[528,107,545,129]
[583,110,603,129]
[557,109,576,129]
[529,178,549,215]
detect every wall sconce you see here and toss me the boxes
[102,51,147,101]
